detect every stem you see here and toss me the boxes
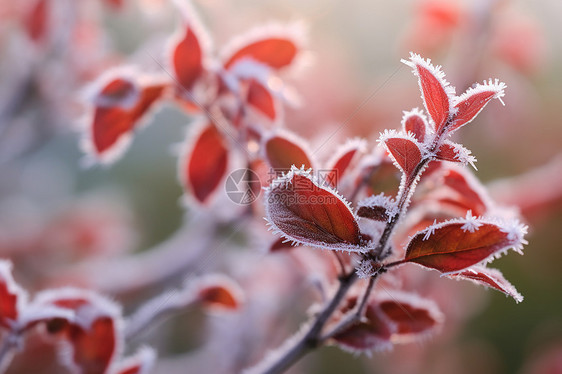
[254,271,358,374]
[0,331,19,373]
[320,273,378,342]
[372,160,428,258]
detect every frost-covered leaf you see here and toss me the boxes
[88,76,166,161]
[401,108,429,143]
[446,265,523,303]
[171,23,205,91]
[195,275,244,312]
[449,80,506,133]
[439,167,489,216]
[435,140,477,169]
[263,131,312,172]
[34,288,122,374]
[402,53,455,134]
[325,139,366,187]
[357,205,389,222]
[377,291,443,344]
[181,122,229,203]
[0,261,25,328]
[405,219,528,273]
[246,78,277,120]
[380,132,423,177]
[332,291,442,352]
[265,167,364,252]
[331,309,393,353]
[356,194,397,222]
[222,22,303,70]
[416,165,491,217]
[113,347,156,374]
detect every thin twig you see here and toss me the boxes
[0,331,19,373]
[320,273,378,343]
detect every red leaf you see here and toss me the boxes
[415,165,490,217]
[35,289,121,374]
[402,54,453,134]
[171,24,204,91]
[265,168,363,252]
[446,265,523,302]
[197,277,243,312]
[379,300,439,341]
[440,167,488,216]
[332,305,393,352]
[383,136,422,177]
[25,0,49,42]
[449,81,506,133]
[223,33,299,70]
[0,261,22,328]
[434,141,476,168]
[67,317,116,374]
[325,140,365,187]
[182,122,229,203]
[405,220,527,273]
[90,78,165,158]
[401,109,427,143]
[357,205,389,221]
[263,132,312,172]
[246,79,276,120]
[332,291,442,352]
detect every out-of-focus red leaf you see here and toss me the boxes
[441,168,488,216]
[383,137,422,177]
[325,140,364,187]
[415,165,489,217]
[246,79,276,120]
[264,133,312,172]
[66,317,116,374]
[449,84,504,133]
[402,54,452,134]
[91,79,165,157]
[35,290,121,374]
[0,261,21,328]
[405,220,525,273]
[25,0,48,42]
[198,285,239,311]
[446,266,523,302]
[172,25,204,91]
[379,300,437,339]
[265,169,363,252]
[224,37,298,70]
[332,305,393,352]
[183,123,229,203]
[194,275,243,312]
[332,291,442,351]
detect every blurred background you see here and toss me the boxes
[0,0,561,373]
